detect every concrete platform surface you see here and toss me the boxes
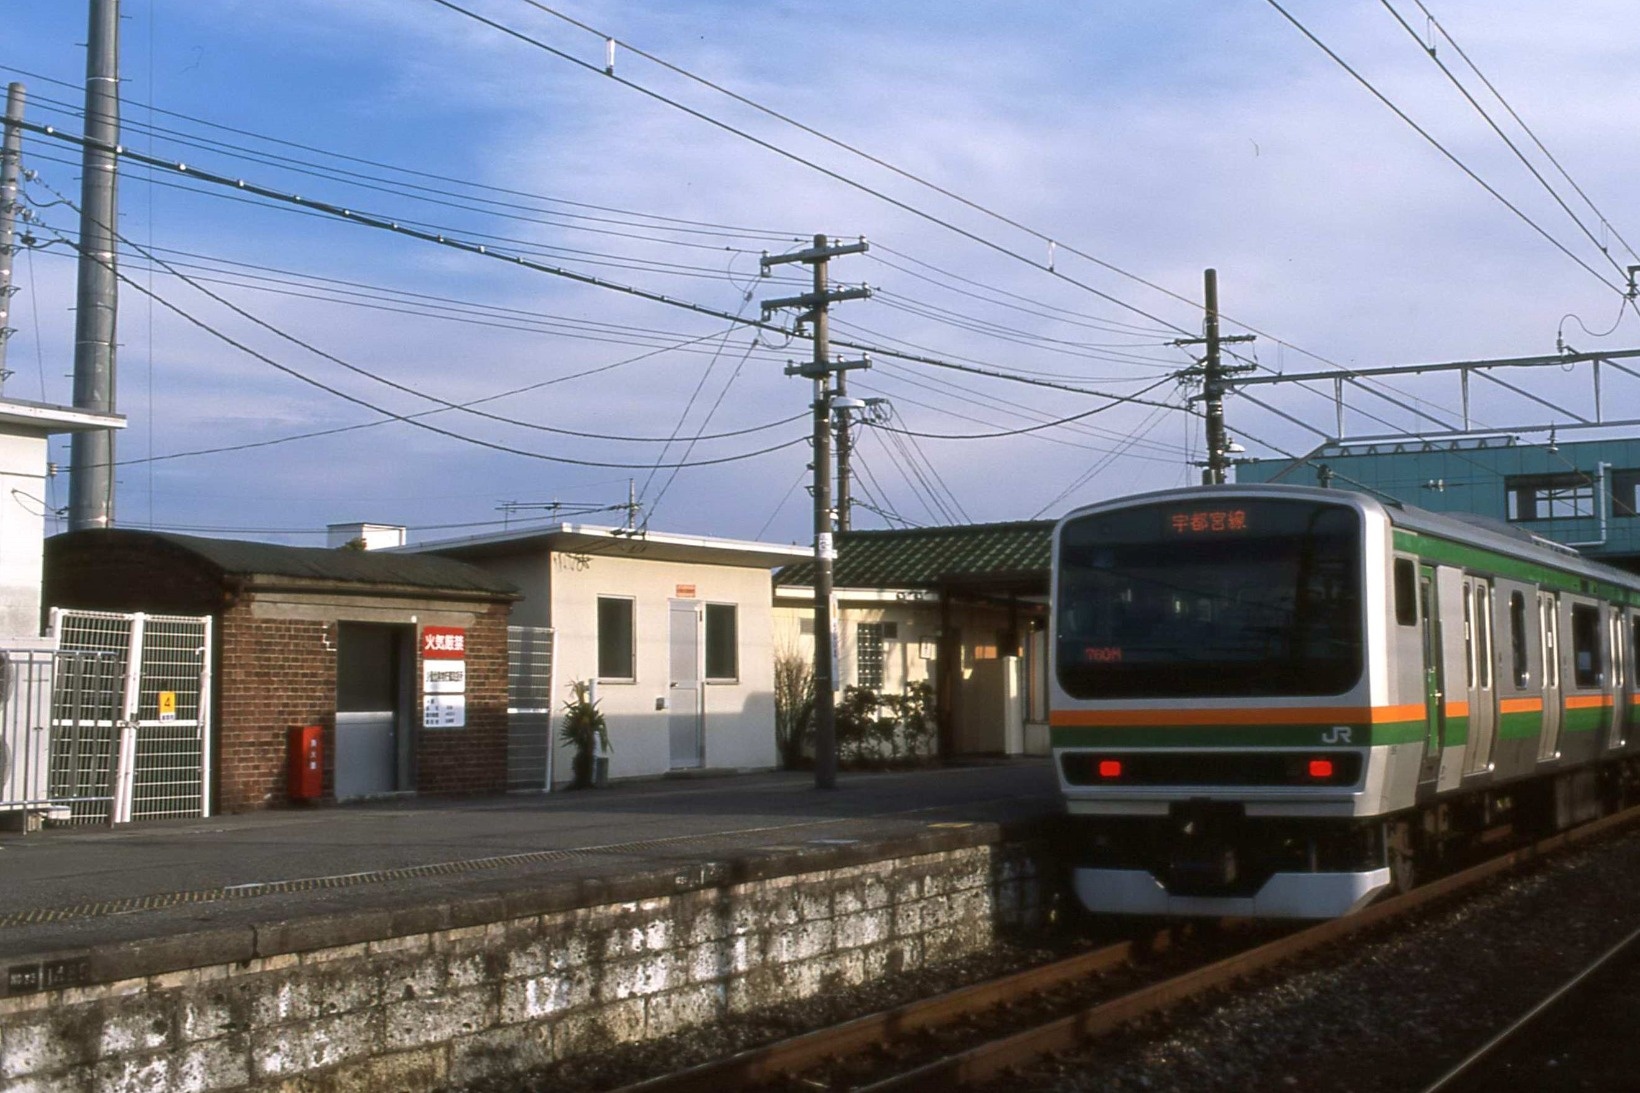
[0,761,1060,971]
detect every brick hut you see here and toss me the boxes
[45,530,518,811]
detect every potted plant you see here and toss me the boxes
[560,679,610,789]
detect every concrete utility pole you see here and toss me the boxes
[0,83,26,394]
[761,235,870,791]
[834,371,853,532]
[69,0,120,531]
[1174,269,1254,484]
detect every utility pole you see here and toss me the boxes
[0,83,26,394]
[1174,268,1254,484]
[761,235,870,791]
[69,0,121,530]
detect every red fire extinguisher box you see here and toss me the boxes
[288,726,324,801]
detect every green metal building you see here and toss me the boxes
[1235,436,1640,573]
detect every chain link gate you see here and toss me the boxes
[43,609,214,825]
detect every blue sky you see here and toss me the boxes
[5,1,1637,545]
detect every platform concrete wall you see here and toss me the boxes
[0,842,1046,1092]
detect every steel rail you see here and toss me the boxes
[611,931,1176,1093]
[1418,919,1640,1093]
[855,802,1640,1091]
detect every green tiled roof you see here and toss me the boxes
[776,520,1053,591]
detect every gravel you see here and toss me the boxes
[1004,825,1640,1093]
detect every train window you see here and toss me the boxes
[1054,498,1362,698]
[1473,584,1492,689]
[1462,584,1474,689]
[1570,604,1603,687]
[1632,616,1640,682]
[1509,592,1528,687]
[1542,598,1559,689]
[1393,559,1417,626]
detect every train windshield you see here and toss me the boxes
[1056,498,1363,698]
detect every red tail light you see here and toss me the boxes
[1307,758,1335,780]
[1098,759,1123,779]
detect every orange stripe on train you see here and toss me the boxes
[1565,694,1615,710]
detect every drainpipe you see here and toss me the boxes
[1568,462,1611,549]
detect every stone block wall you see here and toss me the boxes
[0,843,1045,1092]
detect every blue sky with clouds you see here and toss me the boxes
[5,1,1637,545]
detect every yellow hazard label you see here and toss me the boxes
[158,691,177,722]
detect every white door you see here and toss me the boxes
[669,601,703,769]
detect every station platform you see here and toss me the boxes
[0,760,1060,977]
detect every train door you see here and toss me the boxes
[1536,591,1563,761]
[1608,607,1630,749]
[1417,565,1446,786]
[1462,577,1498,774]
[1630,614,1640,741]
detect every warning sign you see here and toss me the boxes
[421,626,466,658]
[157,691,177,722]
[424,693,466,729]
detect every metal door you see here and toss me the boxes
[668,600,703,769]
[1417,566,1445,785]
[1537,591,1563,761]
[1463,577,1498,774]
[335,623,405,799]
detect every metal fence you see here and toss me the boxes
[507,625,556,792]
[47,609,213,824]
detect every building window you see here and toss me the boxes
[1506,473,1595,522]
[857,622,884,690]
[1613,469,1640,518]
[704,603,738,681]
[597,596,635,680]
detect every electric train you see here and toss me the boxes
[1050,483,1640,918]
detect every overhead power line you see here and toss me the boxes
[1405,0,1639,266]
[1379,0,1632,281]
[428,0,1194,336]
[446,2,1506,450]
[29,212,806,472]
[1263,0,1624,295]
[21,121,1180,408]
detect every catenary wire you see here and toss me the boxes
[1263,0,1621,294]
[1379,0,1631,280]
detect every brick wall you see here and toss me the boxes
[215,601,512,812]
[415,602,509,797]
[217,610,337,812]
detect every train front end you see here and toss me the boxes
[1051,486,1400,919]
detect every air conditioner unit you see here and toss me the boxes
[0,644,59,828]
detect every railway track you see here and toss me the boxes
[1418,917,1640,1093]
[607,803,1640,1093]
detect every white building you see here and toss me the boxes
[409,525,808,783]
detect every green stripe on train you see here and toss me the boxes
[1392,528,1640,606]
[1050,719,1425,749]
